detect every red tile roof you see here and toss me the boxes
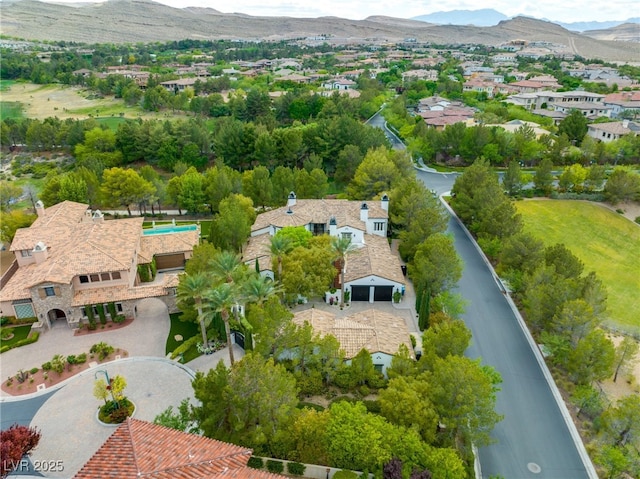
[73,418,287,479]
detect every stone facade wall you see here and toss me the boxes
[29,282,74,328]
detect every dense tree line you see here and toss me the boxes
[385,93,640,167]
[451,160,640,478]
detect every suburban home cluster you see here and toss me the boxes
[0,201,199,329]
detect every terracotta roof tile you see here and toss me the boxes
[71,274,178,306]
[73,418,287,479]
[139,229,200,264]
[345,234,404,284]
[294,308,414,358]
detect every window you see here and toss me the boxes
[374,222,384,232]
[90,274,100,282]
[79,275,89,284]
[116,303,123,313]
[112,272,121,280]
[44,287,55,297]
[341,232,352,241]
[101,273,110,281]
[374,364,384,373]
[21,250,32,257]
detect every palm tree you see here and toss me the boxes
[206,282,238,365]
[209,250,244,284]
[269,235,293,281]
[243,274,283,307]
[330,236,358,307]
[176,272,211,346]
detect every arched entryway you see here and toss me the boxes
[47,308,67,328]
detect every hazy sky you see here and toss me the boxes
[34,0,637,23]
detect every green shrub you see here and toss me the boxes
[247,457,264,469]
[150,258,157,279]
[266,460,284,474]
[97,304,107,325]
[0,317,9,326]
[50,354,66,374]
[15,370,28,383]
[113,314,125,323]
[85,306,96,330]
[635,216,640,224]
[137,263,151,282]
[67,355,77,364]
[334,471,358,479]
[297,401,325,411]
[76,352,87,363]
[362,399,381,414]
[287,462,306,476]
[42,361,52,371]
[29,367,38,375]
[170,335,199,360]
[90,342,114,360]
[107,302,117,318]
[616,208,624,214]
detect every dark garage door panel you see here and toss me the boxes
[374,286,393,301]
[155,254,185,270]
[351,285,370,302]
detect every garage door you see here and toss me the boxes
[374,286,393,301]
[155,254,185,270]
[350,285,370,302]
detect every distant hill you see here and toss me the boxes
[1,0,639,62]
[582,22,640,43]
[412,9,508,27]
[556,18,640,32]
[412,8,639,32]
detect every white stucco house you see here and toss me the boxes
[243,193,405,302]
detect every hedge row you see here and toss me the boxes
[247,457,306,476]
[0,331,40,354]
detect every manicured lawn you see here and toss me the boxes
[166,313,201,363]
[0,325,33,349]
[0,101,24,119]
[515,200,640,332]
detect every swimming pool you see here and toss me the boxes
[142,224,198,236]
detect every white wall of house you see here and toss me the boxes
[345,275,404,303]
[335,226,364,245]
[345,351,395,377]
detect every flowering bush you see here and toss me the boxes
[196,339,224,355]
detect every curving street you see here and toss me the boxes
[415,166,595,479]
[368,111,594,478]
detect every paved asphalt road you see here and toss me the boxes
[413,167,592,478]
[366,112,592,477]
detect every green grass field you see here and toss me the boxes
[516,200,640,332]
[0,80,16,91]
[0,101,24,120]
[166,313,201,363]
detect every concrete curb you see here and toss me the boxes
[439,194,599,479]
[0,356,196,403]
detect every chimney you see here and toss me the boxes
[329,216,337,236]
[360,202,369,222]
[32,241,48,264]
[380,194,389,212]
[622,119,629,129]
[82,209,93,223]
[35,200,45,217]
[287,191,297,207]
[92,209,104,223]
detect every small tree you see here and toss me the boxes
[1,424,41,477]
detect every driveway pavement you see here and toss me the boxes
[1,297,244,478]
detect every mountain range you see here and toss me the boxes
[1,0,638,62]
[412,8,639,32]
